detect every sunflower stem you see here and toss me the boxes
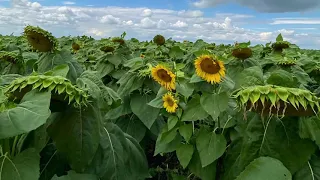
[217,117,221,129]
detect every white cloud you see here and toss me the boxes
[0,0,318,48]
[171,20,188,28]
[259,32,273,41]
[141,9,152,17]
[123,20,133,26]
[271,18,320,25]
[100,15,120,24]
[63,1,75,5]
[178,10,203,18]
[295,33,309,37]
[277,29,295,36]
[139,17,157,28]
[157,19,167,29]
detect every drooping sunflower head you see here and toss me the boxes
[276,57,296,66]
[112,37,125,45]
[23,25,58,52]
[153,35,165,46]
[194,54,226,84]
[162,93,178,113]
[0,51,19,64]
[232,48,252,59]
[72,42,81,51]
[151,65,176,91]
[100,45,115,53]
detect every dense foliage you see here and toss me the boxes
[0,25,320,180]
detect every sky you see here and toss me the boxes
[0,0,320,49]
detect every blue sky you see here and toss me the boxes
[1,0,320,49]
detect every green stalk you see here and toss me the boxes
[10,136,19,157]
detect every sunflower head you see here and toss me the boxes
[194,54,226,84]
[232,48,252,59]
[100,45,115,53]
[23,25,58,52]
[72,42,81,51]
[0,51,19,64]
[112,37,125,45]
[151,65,176,91]
[153,35,165,46]
[140,54,145,58]
[276,57,296,66]
[162,93,178,113]
[272,41,290,52]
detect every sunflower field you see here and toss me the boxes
[0,25,320,180]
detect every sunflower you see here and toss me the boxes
[23,25,57,52]
[153,35,165,46]
[72,42,81,51]
[151,65,176,91]
[162,93,178,113]
[194,54,226,84]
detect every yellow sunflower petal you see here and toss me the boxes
[151,65,176,91]
[162,93,178,113]
[194,54,226,84]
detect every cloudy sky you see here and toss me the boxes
[0,0,320,49]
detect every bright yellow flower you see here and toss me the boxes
[162,93,178,113]
[151,65,176,91]
[194,54,226,84]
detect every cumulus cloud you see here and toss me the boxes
[259,32,273,41]
[277,29,295,36]
[100,15,121,24]
[193,0,320,13]
[139,17,157,28]
[171,20,188,28]
[0,0,318,48]
[141,9,152,17]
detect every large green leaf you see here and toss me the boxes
[130,93,160,129]
[291,66,313,85]
[294,155,320,180]
[76,70,120,105]
[237,66,264,88]
[259,117,317,174]
[37,50,83,83]
[96,62,114,78]
[221,114,316,180]
[266,69,296,87]
[299,116,320,148]
[154,132,182,155]
[51,171,99,180]
[47,103,101,172]
[0,148,40,180]
[196,128,227,167]
[200,92,229,120]
[0,89,51,139]
[104,97,132,120]
[85,123,150,180]
[169,46,184,59]
[236,156,291,180]
[116,115,147,142]
[188,150,217,180]
[181,94,209,121]
[176,144,194,169]
[176,80,194,98]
